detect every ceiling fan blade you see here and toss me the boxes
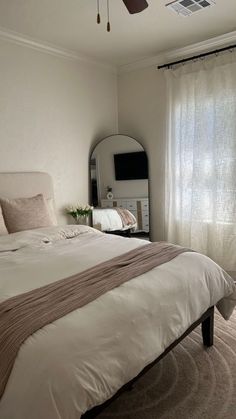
[122,0,149,14]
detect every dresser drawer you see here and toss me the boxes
[128,210,137,219]
[116,200,127,209]
[101,200,113,208]
[126,201,137,211]
[141,210,149,232]
[143,223,149,232]
[141,200,149,211]
[142,211,149,221]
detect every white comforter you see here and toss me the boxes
[92,208,136,231]
[0,226,235,419]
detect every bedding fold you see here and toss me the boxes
[0,241,191,400]
[114,207,136,227]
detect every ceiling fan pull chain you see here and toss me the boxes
[107,0,111,32]
[97,0,101,24]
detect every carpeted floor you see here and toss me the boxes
[98,310,236,419]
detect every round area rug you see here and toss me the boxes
[98,310,236,419]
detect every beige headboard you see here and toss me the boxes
[0,172,54,200]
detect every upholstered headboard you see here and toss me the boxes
[0,172,54,200]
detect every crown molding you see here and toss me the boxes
[0,26,117,73]
[118,30,236,74]
[1,25,235,76]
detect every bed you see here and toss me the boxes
[92,207,137,234]
[0,172,235,419]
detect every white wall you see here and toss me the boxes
[92,135,148,201]
[0,38,118,224]
[0,37,166,238]
[118,66,167,241]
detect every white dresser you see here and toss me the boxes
[101,198,149,232]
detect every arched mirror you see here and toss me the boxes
[90,134,150,240]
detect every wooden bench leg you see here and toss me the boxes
[202,307,214,347]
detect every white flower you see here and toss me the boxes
[66,203,93,217]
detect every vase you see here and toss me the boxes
[75,215,89,225]
[106,191,113,200]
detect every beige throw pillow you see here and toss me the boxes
[0,194,53,233]
[0,206,8,235]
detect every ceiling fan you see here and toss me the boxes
[122,0,149,14]
[96,0,149,32]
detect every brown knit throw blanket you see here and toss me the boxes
[0,242,191,399]
[115,207,135,227]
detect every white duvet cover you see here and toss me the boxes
[92,208,137,231]
[0,226,235,419]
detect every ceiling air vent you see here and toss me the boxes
[166,0,216,16]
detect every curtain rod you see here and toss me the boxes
[157,43,236,70]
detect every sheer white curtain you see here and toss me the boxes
[165,52,236,271]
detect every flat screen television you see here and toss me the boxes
[114,151,148,180]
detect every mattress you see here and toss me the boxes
[92,207,137,231]
[0,225,235,419]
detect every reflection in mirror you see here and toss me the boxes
[90,135,150,240]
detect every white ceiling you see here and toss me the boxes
[0,0,235,66]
